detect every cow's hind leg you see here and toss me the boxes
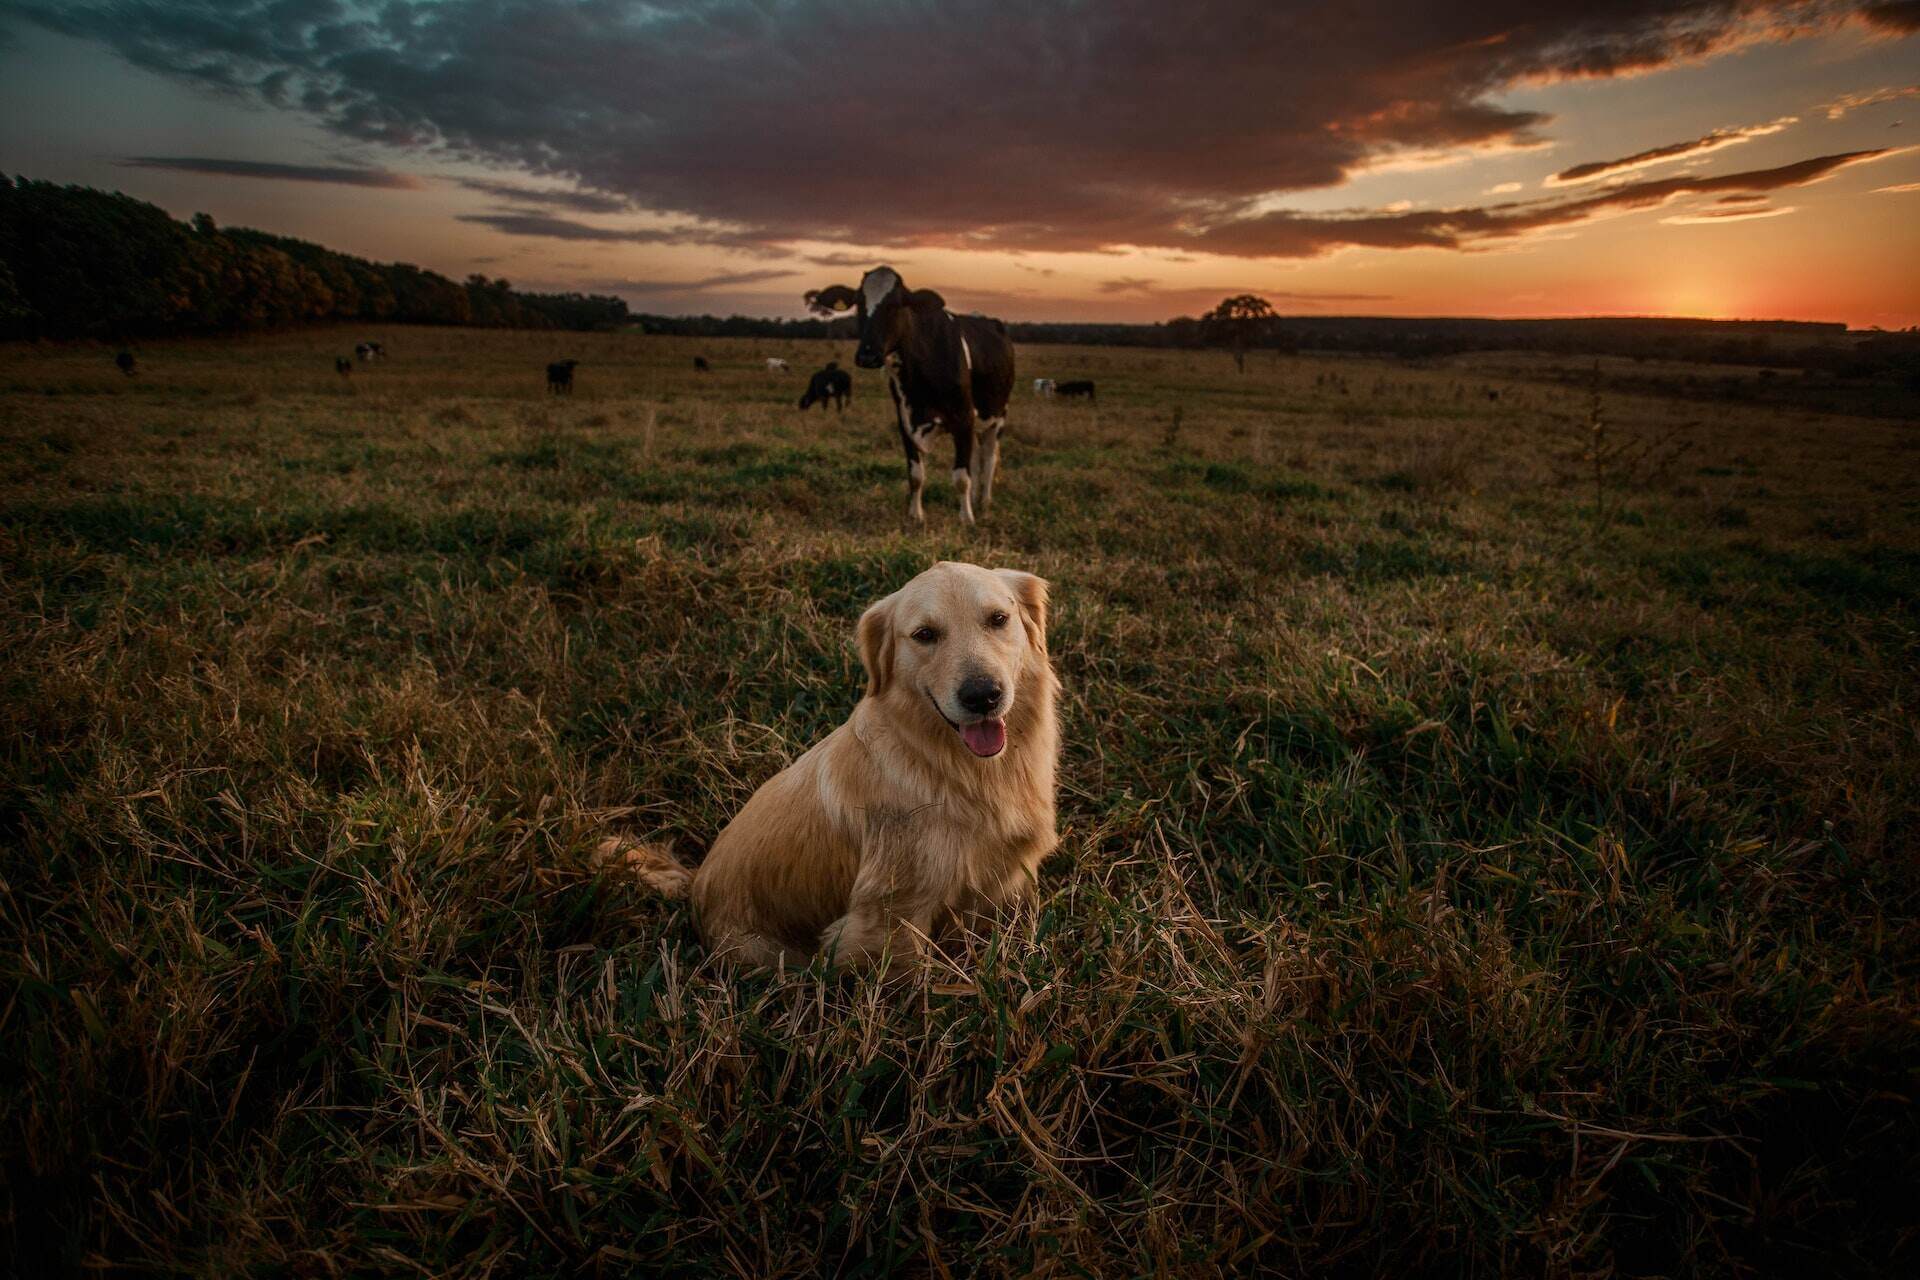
[973,417,1003,516]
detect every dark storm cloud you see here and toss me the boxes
[120,155,420,188]
[453,210,795,255]
[607,269,800,293]
[11,1,1910,256]
[1860,2,1920,32]
[454,213,680,243]
[803,252,901,269]
[453,178,633,214]
[1104,283,1396,308]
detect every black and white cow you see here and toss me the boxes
[798,361,852,412]
[806,266,1014,524]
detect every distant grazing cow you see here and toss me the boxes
[354,341,386,363]
[1055,380,1096,403]
[694,356,711,372]
[1485,388,1500,402]
[798,361,852,412]
[547,359,579,394]
[765,357,790,373]
[1033,378,1055,396]
[335,357,353,376]
[805,265,1014,524]
[114,351,136,377]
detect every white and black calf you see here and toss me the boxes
[805,266,1014,524]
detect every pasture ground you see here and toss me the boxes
[2,326,1917,1275]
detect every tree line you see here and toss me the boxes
[636,306,1891,376]
[0,175,630,339]
[3,172,1908,386]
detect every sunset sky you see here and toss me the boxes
[2,1,1917,327]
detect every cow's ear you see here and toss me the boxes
[806,285,860,316]
[907,288,946,311]
[857,591,898,698]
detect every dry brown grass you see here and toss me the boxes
[1,327,1916,1276]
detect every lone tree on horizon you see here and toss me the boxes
[1201,294,1276,372]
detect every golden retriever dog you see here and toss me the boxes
[604,561,1060,968]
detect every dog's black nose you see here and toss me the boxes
[957,675,1004,716]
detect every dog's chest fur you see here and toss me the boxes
[841,696,1058,905]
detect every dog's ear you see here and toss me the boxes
[995,569,1049,655]
[857,593,897,698]
[907,288,946,311]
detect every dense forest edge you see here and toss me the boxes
[0,176,630,338]
[3,174,1917,389]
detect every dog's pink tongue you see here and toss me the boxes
[961,718,1007,757]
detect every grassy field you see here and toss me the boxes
[2,325,1916,1276]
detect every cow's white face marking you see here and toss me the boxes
[861,267,899,316]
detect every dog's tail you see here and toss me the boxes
[595,836,692,898]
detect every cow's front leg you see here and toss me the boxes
[891,375,929,524]
[905,441,927,523]
[951,420,976,525]
[973,417,1003,516]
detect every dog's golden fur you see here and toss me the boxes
[604,561,1060,968]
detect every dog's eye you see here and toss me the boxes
[910,626,940,645]
[987,611,1010,629]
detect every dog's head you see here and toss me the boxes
[857,561,1049,759]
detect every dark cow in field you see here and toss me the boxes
[547,359,579,394]
[798,361,852,412]
[356,341,386,363]
[694,356,711,372]
[335,357,353,376]
[114,351,136,376]
[1055,380,1096,403]
[806,266,1013,524]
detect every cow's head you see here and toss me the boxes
[806,266,945,371]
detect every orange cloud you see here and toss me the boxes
[1819,85,1920,119]
[1662,204,1798,223]
[1546,118,1798,186]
